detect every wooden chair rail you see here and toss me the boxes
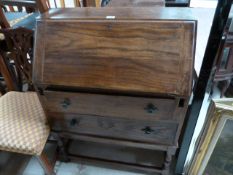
[0,7,10,28]
[0,54,18,91]
[0,0,37,13]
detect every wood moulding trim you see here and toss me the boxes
[58,131,178,152]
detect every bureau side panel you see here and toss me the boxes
[33,20,46,86]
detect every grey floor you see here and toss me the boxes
[23,158,145,175]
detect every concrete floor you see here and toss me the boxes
[23,158,145,175]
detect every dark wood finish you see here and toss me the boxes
[51,113,178,145]
[33,8,196,97]
[33,7,196,175]
[43,91,177,121]
[66,139,176,175]
[36,0,84,13]
[0,0,37,13]
[165,0,190,7]
[0,7,10,28]
[69,155,163,175]
[36,0,49,13]
[84,0,97,7]
[0,6,37,92]
[107,0,165,7]
[0,53,18,91]
[37,152,56,175]
[60,132,177,151]
[0,27,34,91]
[0,28,56,175]
[68,140,166,168]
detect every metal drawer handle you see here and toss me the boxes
[70,118,77,127]
[61,98,71,109]
[144,103,158,114]
[141,126,154,134]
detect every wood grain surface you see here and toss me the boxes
[50,113,178,145]
[33,8,196,96]
[42,91,177,121]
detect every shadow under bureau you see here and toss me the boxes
[33,7,196,175]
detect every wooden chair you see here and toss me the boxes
[0,52,56,175]
[0,19,60,174]
[0,27,34,92]
[0,7,10,94]
[0,6,33,90]
[0,0,37,13]
[0,10,67,174]
[0,5,10,28]
[0,6,35,93]
[36,0,106,13]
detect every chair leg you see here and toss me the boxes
[37,152,56,175]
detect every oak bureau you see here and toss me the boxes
[33,7,196,175]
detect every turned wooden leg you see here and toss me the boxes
[52,132,69,162]
[221,79,231,97]
[161,152,172,175]
[161,146,176,175]
[37,153,56,175]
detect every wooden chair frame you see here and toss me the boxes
[0,6,10,28]
[0,0,37,13]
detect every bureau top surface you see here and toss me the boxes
[33,7,196,97]
[38,7,204,21]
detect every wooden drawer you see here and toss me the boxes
[43,91,177,121]
[50,114,178,145]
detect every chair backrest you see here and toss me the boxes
[36,0,49,13]
[0,0,37,13]
[36,0,104,13]
[0,53,18,91]
[36,0,86,13]
[0,27,34,91]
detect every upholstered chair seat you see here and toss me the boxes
[0,91,50,155]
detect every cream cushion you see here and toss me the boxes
[0,91,50,155]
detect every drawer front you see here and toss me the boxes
[43,91,177,121]
[51,114,178,145]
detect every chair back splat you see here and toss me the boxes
[0,27,34,91]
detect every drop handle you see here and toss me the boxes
[144,103,158,114]
[61,98,71,109]
[70,118,77,127]
[141,126,154,134]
